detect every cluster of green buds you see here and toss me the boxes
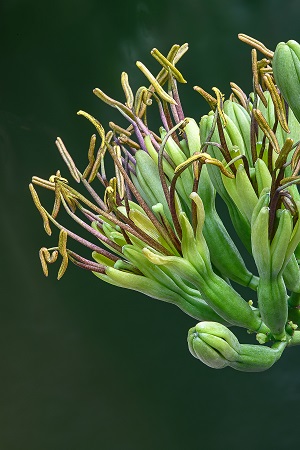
[30,34,300,372]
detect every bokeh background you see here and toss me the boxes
[2,0,300,449]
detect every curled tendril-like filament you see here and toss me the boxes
[238,34,274,59]
[39,247,59,276]
[29,183,52,235]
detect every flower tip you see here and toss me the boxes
[45,227,52,237]
[189,191,198,201]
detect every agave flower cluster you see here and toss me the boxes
[30,34,300,372]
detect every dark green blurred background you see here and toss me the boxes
[2,1,300,449]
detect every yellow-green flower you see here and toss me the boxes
[30,34,300,372]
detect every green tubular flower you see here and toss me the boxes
[135,150,171,217]
[160,128,193,203]
[199,113,253,251]
[222,163,258,223]
[95,255,228,324]
[198,166,258,288]
[143,247,266,331]
[251,192,300,339]
[30,34,300,372]
[188,322,286,372]
[284,255,300,293]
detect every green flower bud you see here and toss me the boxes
[188,322,286,372]
[251,205,271,278]
[255,159,272,196]
[257,276,288,340]
[270,210,293,277]
[273,40,300,124]
[188,322,240,368]
[222,164,258,223]
[223,100,252,164]
[284,255,300,293]
[183,118,201,155]
[160,128,193,203]
[135,150,171,218]
[143,135,174,179]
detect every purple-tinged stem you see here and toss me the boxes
[135,117,160,151]
[68,250,107,273]
[115,106,147,151]
[61,196,123,254]
[171,77,185,121]
[157,98,170,132]
[81,177,107,210]
[45,211,119,261]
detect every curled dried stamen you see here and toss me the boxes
[32,176,55,191]
[156,44,188,87]
[29,183,52,235]
[51,182,62,219]
[262,73,290,133]
[77,111,105,142]
[238,34,274,59]
[39,247,59,276]
[57,229,68,280]
[77,112,110,183]
[109,122,131,137]
[280,175,300,186]
[291,141,300,176]
[193,86,217,109]
[55,138,81,183]
[77,116,112,183]
[136,61,177,105]
[229,82,248,109]
[121,72,134,110]
[104,180,118,212]
[252,49,267,107]
[275,138,294,170]
[134,86,151,117]
[252,109,281,154]
[175,152,234,179]
[173,43,189,63]
[118,134,140,150]
[280,192,298,220]
[82,134,96,180]
[212,87,227,127]
[93,88,135,119]
[39,252,48,276]
[113,145,125,200]
[49,170,68,184]
[151,47,187,84]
